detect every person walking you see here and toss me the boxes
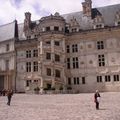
[94,90,101,110]
[7,89,13,106]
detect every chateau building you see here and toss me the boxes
[1,0,120,93]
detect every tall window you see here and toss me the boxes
[105,75,111,82]
[68,78,71,85]
[113,75,119,81]
[26,50,31,58]
[54,26,59,31]
[98,54,105,67]
[73,57,79,69]
[6,44,10,51]
[55,69,61,78]
[46,53,51,60]
[47,68,51,76]
[26,62,31,72]
[67,58,70,69]
[82,77,86,84]
[46,27,50,31]
[55,54,60,62]
[6,60,9,70]
[66,45,70,53]
[97,41,104,50]
[54,41,60,46]
[74,77,79,85]
[97,76,102,83]
[72,44,78,53]
[26,80,31,87]
[33,61,38,72]
[33,49,38,57]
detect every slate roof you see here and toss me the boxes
[0,4,120,41]
[63,4,120,30]
[0,21,16,42]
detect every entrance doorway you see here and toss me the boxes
[0,75,4,90]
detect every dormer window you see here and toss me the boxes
[27,36,31,39]
[115,11,120,26]
[93,14,104,29]
[69,17,80,33]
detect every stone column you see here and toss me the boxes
[40,77,43,94]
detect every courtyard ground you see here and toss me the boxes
[0,92,120,120]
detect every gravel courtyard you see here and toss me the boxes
[0,92,120,120]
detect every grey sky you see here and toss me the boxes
[0,0,120,25]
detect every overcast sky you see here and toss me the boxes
[0,0,120,25]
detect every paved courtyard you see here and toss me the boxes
[0,92,120,120]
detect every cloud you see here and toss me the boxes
[0,0,120,25]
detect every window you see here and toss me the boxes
[26,80,31,87]
[105,75,111,82]
[55,54,60,62]
[66,45,70,53]
[26,62,31,72]
[34,80,38,83]
[97,76,102,83]
[67,58,70,69]
[96,24,102,28]
[72,28,77,32]
[46,27,50,31]
[72,44,78,53]
[27,36,31,39]
[47,68,51,76]
[113,75,119,81]
[118,21,120,25]
[33,49,38,57]
[73,57,79,69]
[98,54,105,67]
[82,77,86,84]
[46,53,51,60]
[74,77,79,85]
[6,60,9,70]
[6,44,9,51]
[26,50,31,58]
[55,69,61,78]
[68,78,71,85]
[54,26,59,31]
[33,61,38,72]
[54,41,60,46]
[46,41,51,45]
[34,35,37,38]
[97,41,104,50]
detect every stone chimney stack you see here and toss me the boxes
[24,12,31,31]
[82,0,92,17]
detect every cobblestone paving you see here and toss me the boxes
[0,92,120,120]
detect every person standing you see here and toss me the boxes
[7,89,13,106]
[94,90,101,110]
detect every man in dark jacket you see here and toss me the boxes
[94,90,101,110]
[7,89,13,106]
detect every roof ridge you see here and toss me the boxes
[0,21,15,27]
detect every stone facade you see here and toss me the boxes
[1,0,120,93]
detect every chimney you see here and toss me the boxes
[24,12,31,31]
[82,0,92,17]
